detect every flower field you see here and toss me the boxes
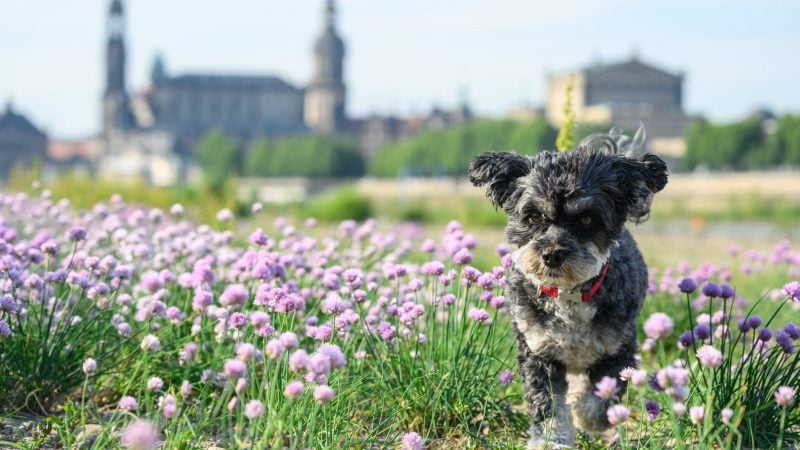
[0,190,798,449]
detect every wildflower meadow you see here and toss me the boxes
[0,189,798,449]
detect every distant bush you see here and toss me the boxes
[369,119,558,177]
[682,114,800,171]
[302,187,372,222]
[245,135,364,178]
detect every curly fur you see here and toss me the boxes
[469,143,668,448]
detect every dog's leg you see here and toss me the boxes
[517,335,574,449]
[570,341,637,433]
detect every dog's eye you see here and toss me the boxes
[579,216,592,226]
[527,213,543,225]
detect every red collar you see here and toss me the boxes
[538,264,609,302]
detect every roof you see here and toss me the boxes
[584,57,681,80]
[159,74,302,92]
[0,103,47,137]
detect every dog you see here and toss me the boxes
[468,128,668,448]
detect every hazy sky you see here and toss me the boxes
[2,0,799,139]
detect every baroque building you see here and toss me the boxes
[0,101,48,179]
[95,0,472,184]
[546,56,690,159]
[98,0,347,184]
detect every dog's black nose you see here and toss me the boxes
[542,249,566,268]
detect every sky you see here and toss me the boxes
[1,0,799,139]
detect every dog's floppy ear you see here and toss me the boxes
[468,151,531,209]
[621,153,668,223]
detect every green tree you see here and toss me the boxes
[242,135,363,178]
[369,119,559,178]
[196,131,241,194]
[683,119,764,171]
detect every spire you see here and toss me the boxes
[108,0,125,39]
[305,0,347,134]
[325,0,336,28]
[103,0,134,133]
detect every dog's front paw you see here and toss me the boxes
[571,392,611,433]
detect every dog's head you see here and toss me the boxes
[469,144,667,290]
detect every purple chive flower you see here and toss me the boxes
[452,248,472,265]
[313,385,335,404]
[161,394,177,419]
[140,334,160,353]
[594,376,619,400]
[758,327,773,342]
[0,295,19,313]
[401,432,424,450]
[677,278,697,294]
[499,370,515,386]
[719,284,735,299]
[701,282,722,298]
[0,319,11,337]
[121,420,159,450]
[67,226,87,241]
[140,271,164,294]
[420,261,445,277]
[721,408,734,424]
[619,367,636,381]
[782,281,800,302]
[147,377,164,392]
[737,319,751,333]
[746,315,762,330]
[696,345,723,368]
[223,359,247,379]
[289,350,309,372]
[775,330,796,354]
[693,324,711,340]
[606,405,630,425]
[235,378,247,396]
[236,343,257,362]
[244,400,265,419]
[784,323,800,339]
[467,308,490,323]
[181,380,192,397]
[118,396,138,411]
[284,381,304,399]
[645,399,661,420]
[82,358,97,375]
[689,406,705,424]
[643,312,674,340]
[678,331,695,349]
[220,284,248,307]
[265,339,286,359]
[228,312,248,329]
[775,386,796,407]
[249,228,269,246]
[377,322,396,341]
[420,239,436,253]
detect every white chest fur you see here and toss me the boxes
[514,301,621,372]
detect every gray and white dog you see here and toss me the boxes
[468,128,668,448]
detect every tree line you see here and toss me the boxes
[682,115,800,171]
[195,114,800,188]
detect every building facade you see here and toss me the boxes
[0,101,48,179]
[98,0,347,184]
[546,56,690,158]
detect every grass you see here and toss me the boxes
[1,181,798,449]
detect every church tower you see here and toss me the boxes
[103,0,134,135]
[304,0,346,134]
